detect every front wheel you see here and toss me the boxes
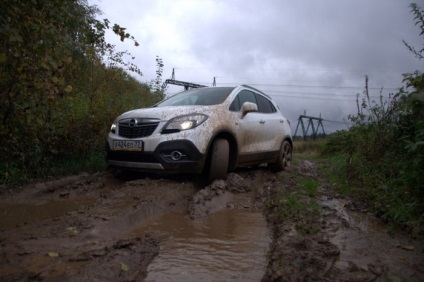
[270,140,292,172]
[208,139,229,183]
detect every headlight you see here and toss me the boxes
[110,123,117,134]
[162,114,208,133]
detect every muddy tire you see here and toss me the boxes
[208,139,229,183]
[270,140,292,172]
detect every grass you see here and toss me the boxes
[293,139,326,159]
[263,139,327,235]
[291,134,424,238]
[268,170,322,236]
[0,150,106,186]
[320,134,424,238]
[319,155,352,195]
[284,194,302,217]
[298,178,319,197]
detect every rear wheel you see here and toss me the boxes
[208,139,229,183]
[270,140,292,172]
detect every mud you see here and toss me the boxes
[189,173,251,219]
[263,160,424,282]
[0,162,423,281]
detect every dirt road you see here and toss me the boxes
[0,160,423,281]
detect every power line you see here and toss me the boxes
[165,91,387,102]
[192,81,399,91]
[265,90,386,97]
[322,119,353,125]
[270,95,357,102]
[231,83,398,90]
[174,66,413,75]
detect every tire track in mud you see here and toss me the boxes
[0,173,198,281]
[0,163,423,281]
[0,169,273,281]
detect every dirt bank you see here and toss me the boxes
[263,160,424,282]
[0,161,423,281]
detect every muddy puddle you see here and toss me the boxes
[1,166,423,281]
[132,209,270,282]
[0,171,273,281]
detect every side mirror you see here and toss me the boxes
[240,102,258,118]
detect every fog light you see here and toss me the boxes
[170,151,183,161]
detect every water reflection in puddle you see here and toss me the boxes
[132,209,270,282]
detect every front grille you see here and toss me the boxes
[118,119,159,138]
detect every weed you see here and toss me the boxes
[298,178,319,197]
[322,72,424,236]
[0,151,106,186]
[267,173,321,236]
[284,194,301,217]
[293,139,325,159]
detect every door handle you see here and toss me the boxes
[260,120,265,124]
[280,119,285,123]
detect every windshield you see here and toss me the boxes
[155,87,235,107]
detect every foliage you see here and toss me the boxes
[403,3,424,60]
[0,0,161,185]
[293,139,326,159]
[322,3,424,236]
[266,172,321,236]
[298,178,319,197]
[149,56,166,101]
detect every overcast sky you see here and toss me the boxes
[89,0,423,133]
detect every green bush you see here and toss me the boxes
[323,3,424,236]
[0,0,162,185]
[323,72,424,235]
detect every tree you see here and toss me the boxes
[403,3,424,60]
[0,0,147,183]
[0,0,141,124]
[402,3,424,123]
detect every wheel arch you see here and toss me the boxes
[284,135,293,148]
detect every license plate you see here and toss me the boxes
[113,140,143,151]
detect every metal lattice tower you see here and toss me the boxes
[294,111,326,140]
[162,68,206,90]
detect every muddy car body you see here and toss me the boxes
[106,85,292,181]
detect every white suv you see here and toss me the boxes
[106,85,292,182]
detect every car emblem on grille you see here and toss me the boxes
[129,119,137,127]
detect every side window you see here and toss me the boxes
[238,90,257,107]
[255,94,276,113]
[229,96,240,112]
[229,90,257,112]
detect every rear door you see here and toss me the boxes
[254,93,284,152]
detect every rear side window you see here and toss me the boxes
[229,90,257,112]
[255,94,276,113]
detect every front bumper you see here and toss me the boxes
[106,139,206,173]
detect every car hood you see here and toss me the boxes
[117,105,218,121]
